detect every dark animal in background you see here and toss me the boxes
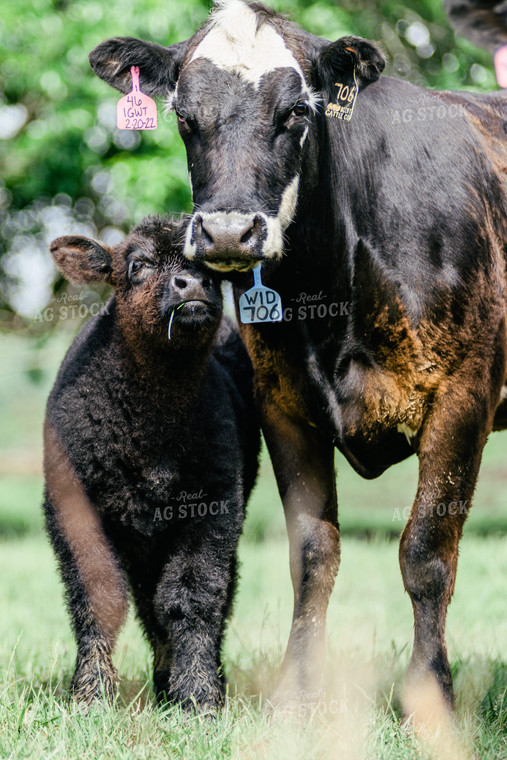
[90,0,507,719]
[444,0,507,52]
[43,216,259,709]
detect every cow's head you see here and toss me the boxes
[90,0,385,272]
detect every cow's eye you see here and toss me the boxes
[175,109,192,130]
[292,103,309,117]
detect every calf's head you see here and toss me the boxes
[50,217,222,349]
[89,0,385,272]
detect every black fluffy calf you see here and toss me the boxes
[43,216,259,710]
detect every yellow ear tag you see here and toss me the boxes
[325,69,359,122]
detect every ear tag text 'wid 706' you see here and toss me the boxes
[239,265,283,324]
[325,68,359,122]
[117,66,157,130]
[494,45,507,88]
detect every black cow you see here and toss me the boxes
[444,0,507,53]
[90,0,507,720]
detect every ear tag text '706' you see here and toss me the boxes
[325,68,359,122]
[117,66,157,130]
[239,265,283,324]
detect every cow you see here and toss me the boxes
[444,0,507,53]
[89,0,507,720]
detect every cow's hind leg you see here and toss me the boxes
[399,380,497,721]
[44,423,128,705]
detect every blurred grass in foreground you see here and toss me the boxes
[0,533,505,759]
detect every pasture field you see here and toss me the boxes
[0,531,505,759]
[0,333,506,758]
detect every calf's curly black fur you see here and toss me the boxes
[43,216,259,710]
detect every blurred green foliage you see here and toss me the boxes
[0,0,498,325]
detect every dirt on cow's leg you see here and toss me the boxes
[260,401,340,712]
[399,379,496,728]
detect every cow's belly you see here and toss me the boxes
[334,405,416,479]
[323,358,432,478]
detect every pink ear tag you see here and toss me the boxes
[494,45,507,88]
[117,66,157,130]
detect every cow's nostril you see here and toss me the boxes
[240,222,254,245]
[198,218,215,247]
[174,276,188,290]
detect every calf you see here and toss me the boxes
[43,216,259,709]
[89,0,507,718]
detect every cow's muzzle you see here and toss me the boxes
[184,211,282,272]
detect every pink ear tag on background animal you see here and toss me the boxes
[239,265,283,324]
[494,45,507,88]
[117,66,157,130]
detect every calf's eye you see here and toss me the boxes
[128,259,153,280]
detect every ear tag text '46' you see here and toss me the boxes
[117,66,157,130]
[325,68,359,122]
[239,265,283,324]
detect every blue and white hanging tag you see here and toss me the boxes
[239,265,283,324]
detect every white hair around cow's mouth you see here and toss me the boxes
[183,175,300,270]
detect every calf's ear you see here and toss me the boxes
[316,36,385,94]
[89,37,188,97]
[50,236,113,284]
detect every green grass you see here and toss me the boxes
[0,533,505,758]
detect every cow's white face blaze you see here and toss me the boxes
[174,0,317,270]
[190,0,307,89]
[89,0,386,271]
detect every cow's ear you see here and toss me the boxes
[50,236,113,284]
[316,36,385,93]
[89,37,189,97]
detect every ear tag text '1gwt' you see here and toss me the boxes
[325,68,359,122]
[494,45,507,88]
[239,265,283,324]
[117,66,157,130]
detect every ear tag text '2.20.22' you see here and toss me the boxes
[239,265,283,324]
[117,66,157,130]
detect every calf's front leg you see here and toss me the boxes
[151,505,243,712]
[43,423,128,704]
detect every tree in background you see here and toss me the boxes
[0,0,499,329]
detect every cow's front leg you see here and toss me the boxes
[260,400,340,709]
[399,384,495,723]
